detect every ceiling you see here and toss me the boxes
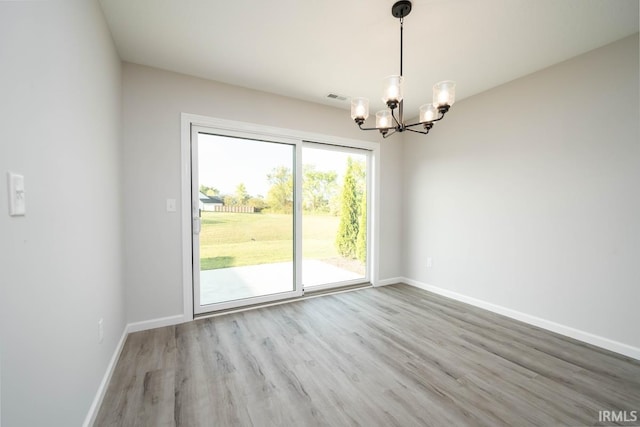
[99,0,639,117]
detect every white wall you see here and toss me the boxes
[0,1,125,425]
[122,63,403,323]
[403,35,640,352]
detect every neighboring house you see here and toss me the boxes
[199,192,223,211]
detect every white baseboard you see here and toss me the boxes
[127,313,188,333]
[83,325,128,427]
[401,277,640,361]
[374,277,403,287]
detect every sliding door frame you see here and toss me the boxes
[180,113,380,319]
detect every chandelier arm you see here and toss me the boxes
[358,124,383,131]
[382,129,399,139]
[390,107,403,130]
[403,121,428,128]
[358,123,397,134]
[406,127,430,135]
[403,109,449,128]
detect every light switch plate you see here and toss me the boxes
[7,172,25,216]
[166,198,177,212]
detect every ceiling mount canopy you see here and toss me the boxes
[351,0,456,138]
[391,0,412,18]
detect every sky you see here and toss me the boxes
[198,134,367,197]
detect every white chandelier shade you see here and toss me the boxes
[382,75,403,105]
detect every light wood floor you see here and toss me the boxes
[95,284,640,426]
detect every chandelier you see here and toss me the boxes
[350,0,456,138]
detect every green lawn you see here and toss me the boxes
[199,212,341,270]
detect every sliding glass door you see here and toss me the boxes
[191,124,373,315]
[192,130,302,313]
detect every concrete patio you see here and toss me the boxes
[200,259,364,306]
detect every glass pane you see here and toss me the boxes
[302,146,368,288]
[198,134,294,305]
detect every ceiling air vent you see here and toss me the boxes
[326,93,348,101]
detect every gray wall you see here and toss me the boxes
[122,63,403,323]
[0,1,125,425]
[403,35,639,349]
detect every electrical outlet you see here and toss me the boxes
[98,318,104,344]
[426,257,433,268]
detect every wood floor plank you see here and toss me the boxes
[95,284,640,426]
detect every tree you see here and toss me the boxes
[199,185,220,197]
[336,158,360,258]
[246,195,266,212]
[351,160,366,197]
[356,191,367,262]
[266,166,293,213]
[235,183,249,205]
[303,164,337,212]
